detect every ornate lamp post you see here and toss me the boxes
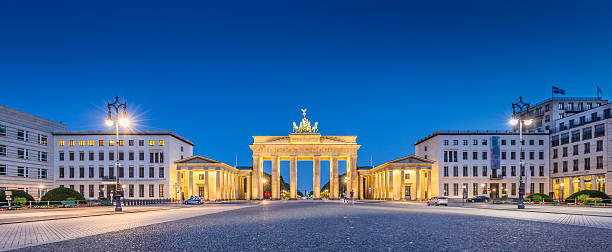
[509,97,532,209]
[105,96,129,212]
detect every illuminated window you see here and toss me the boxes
[59,140,65,146]
[99,140,104,146]
[79,140,85,146]
[158,140,165,146]
[88,140,95,146]
[109,140,114,146]
[149,140,154,146]
[69,140,75,146]
[119,140,124,146]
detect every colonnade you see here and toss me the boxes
[176,168,250,201]
[251,155,358,200]
[361,168,432,201]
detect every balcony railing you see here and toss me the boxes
[490,174,504,180]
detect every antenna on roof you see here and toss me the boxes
[235,153,238,168]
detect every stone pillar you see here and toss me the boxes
[415,169,421,200]
[358,174,363,200]
[204,171,209,201]
[271,156,280,200]
[393,170,401,200]
[246,175,252,200]
[427,170,432,199]
[400,170,405,200]
[252,156,261,200]
[350,156,358,199]
[331,156,339,199]
[176,169,182,200]
[313,155,321,199]
[208,170,217,201]
[290,156,297,199]
[188,170,194,198]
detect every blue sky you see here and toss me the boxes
[1,1,610,192]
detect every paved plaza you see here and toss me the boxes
[1,201,611,251]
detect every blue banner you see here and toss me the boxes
[490,136,500,170]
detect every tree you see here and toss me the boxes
[321,173,348,196]
[41,187,85,201]
[0,190,35,204]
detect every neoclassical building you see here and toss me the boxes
[358,155,434,200]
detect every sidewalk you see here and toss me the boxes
[461,203,612,217]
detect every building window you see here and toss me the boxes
[573,160,579,171]
[59,140,65,146]
[159,167,165,178]
[472,151,478,160]
[511,183,516,196]
[99,166,104,178]
[89,185,95,198]
[562,147,568,157]
[89,166,94,178]
[530,166,535,177]
[482,166,487,176]
[473,183,478,196]
[17,148,28,159]
[38,134,48,145]
[453,166,458,177]
[553,162,558,173]
[571,130,581,142]
[139,184,145,197]
[443,140,449,145]
[129,151,134,161]
[128,140,134,146]
[462,151,468,160]
[453,184,459,196]
[596,140,603,152]
[0,125,6,136]
[99,185,104,198]
[583,127,592,140]
[511,139,516,145]
[482,152,487,160]
[69,140,74,146]
[462,166,468,177]
[149,166,155,178]
[129,184,135,197]
[501,151,506,160]
[529,151,534,160]
[17,167,28,177]
[69,151,74,161]
[159,140,165,146]
[539,151,544,160]
[99,151,104,161]
[472,166,478,177]
[129,166,134,178]
[79,140,85,146]
[109,151,114,161]
[38,168,47,179]
[38,151,48,162]
[109,140,114,146]
[584,142,590,154]
[539,183,545,194]
[149,140,155,146]
[118,166,124,178]
[501,139,506,145]
[119,140,124,146]
[463,140,468,145]
[539,140,544,145]
[139,140,144,146]
[443,184,449,196]
[0,165,6,176]
[139,151,145,161]
[99,140,105,146]
[79,151,84,161]
[473,139,478,145]
[88,140,95,146]
[59,167,65,178]
[572,145,578,156]
[89,151,94,161]
[108,166,114,178]
[159,184,164,198]
[552,149,558,159]
[539,166,544,176]
[149,184,155,198]
[501,166,507,176]
[596,156,604,169]
[443,166,449,177]
[118,151,124,161]
[69,166,75,178]
[17,130,29,141]
[562,161,568,172]
[585,158,590,170]
[594,124,605,137]
[510,151,516,160]
[79,185,84,196]
[139,166,145,178]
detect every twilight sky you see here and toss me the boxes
[1,1,610,192]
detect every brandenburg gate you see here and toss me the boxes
[250,109,360,200]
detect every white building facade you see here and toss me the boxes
[415,131,550,200]
[549,103,611,199]
[0,105,66,199]
[53,130,193,200]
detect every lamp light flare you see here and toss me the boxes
[509,118,519,126]
[105,119,114,126]
[119,117,130,127]
[524,119,533,126]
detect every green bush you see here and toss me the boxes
[566,190,610,201]
[13,197,27,206]
[526,193,552,202]
[0,190,35,204]
[41,187,85,202]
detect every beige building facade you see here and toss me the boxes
[359,155,433,200]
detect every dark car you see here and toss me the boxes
[468,196,490,203]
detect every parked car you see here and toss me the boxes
[467,196,490,203]
[184,196,203,205]
[427,196,448,206]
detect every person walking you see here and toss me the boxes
[343,192,347,204]
[350,190,354,205]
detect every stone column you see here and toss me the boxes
[400,170,405,200]
[350,156,358,199]
[358,174,363,200]
[427,169,432,199]
[313,155,321,199]
[246,175,252,200]
[393,170,401,200]
[290,155,297,199]
[208,170,217,201]
[176,169,182,200]
[415,169,421,200]
[252,156,261,200]
[204,171,209,201]
[331,156,339,199]
[271,156,280,200]
[188,170,194,198]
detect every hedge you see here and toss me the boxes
[526,193,553,202]
[41,187,85,201]
[0,190,35,203]
[566,190,610,201]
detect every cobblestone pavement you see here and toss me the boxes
[15,201,612,251]
[0,203,255,251]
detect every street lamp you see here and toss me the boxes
[509,96,531,209]
[105,96,129,212]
